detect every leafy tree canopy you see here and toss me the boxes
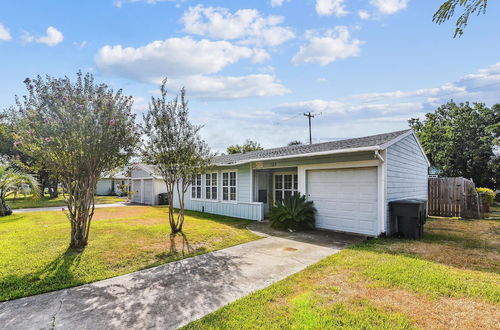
[409,101,499,188]
[142,79,212,234]
[227,139,263,154]
[287,140,303,146]
[433,0,488,37]
[12,72,140,248]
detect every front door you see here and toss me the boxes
[273,173,298,204]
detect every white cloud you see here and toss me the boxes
[73,41,88,49]
[36,27,64,46]
[370,0,408,15]
[292,26,363,66]
[358,10,370,19]
[270,0,288,7]
[0,24,12,41]
[181,5,294,46]
[196,62,500,151]
[315,0,348,17]
[96,37,255,82]
[113,0,179,8]
[171,74,290,100]
[95,36,288,100]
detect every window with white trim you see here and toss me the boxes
[274,173,298,204]
[222,171,237,201]
[191,174,202,199]
[205,172,218,200]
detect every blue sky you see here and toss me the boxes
[1,0,500,152]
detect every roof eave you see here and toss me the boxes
[213,145,382,166]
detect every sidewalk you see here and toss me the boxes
[14,202,129,213]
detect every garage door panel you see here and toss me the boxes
[132,180,141,203]
[143,179,153,204]
[307,167,378,236]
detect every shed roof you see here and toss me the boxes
[213,129,412,165]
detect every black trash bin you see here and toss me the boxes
[158,193,169,205]
[389,199,427,239]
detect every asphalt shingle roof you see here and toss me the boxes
[213,129,411,165]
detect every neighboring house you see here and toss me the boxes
[96,172,129,196]
[172,129,429,237]
[130,164,167,205]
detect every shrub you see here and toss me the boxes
[269,193,316,231]
[476,187,496,205]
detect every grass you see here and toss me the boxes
[186,217,500,329]
[0,206,260,301]
[5,194,125,209]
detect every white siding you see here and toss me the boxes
[386,134,429,234]
[96,180,112,196]
[131,168,149,178]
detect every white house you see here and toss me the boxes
[172,129,430,237]
[96,172,129,196]
[130,164,167,205]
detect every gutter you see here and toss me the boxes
[214,146,382,167]
[374,150,385,162]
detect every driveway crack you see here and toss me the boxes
[50,292,67,330]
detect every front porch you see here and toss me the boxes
[252,167,298,218]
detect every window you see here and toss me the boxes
[274,173,298,204]
[205,173,218,200]
[222,171,237,201]
[191,174,202,199]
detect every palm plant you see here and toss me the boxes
[269,193,316,231]
[0,162,40,216]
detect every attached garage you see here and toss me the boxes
[307,167,378,235]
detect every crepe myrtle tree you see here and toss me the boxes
[143,79,212,234]
[12,72,140,248]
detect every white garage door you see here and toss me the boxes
[307,167,378,235]
[143,179,153,205]
[132,180,142,203]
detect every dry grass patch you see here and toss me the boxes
[187,216,500,329]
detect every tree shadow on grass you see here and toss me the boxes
[0,247,84,301]
[154,232,206,264]
[0,214,26,225]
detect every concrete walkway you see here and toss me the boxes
[14,202,129,213]
[0,224,363,330]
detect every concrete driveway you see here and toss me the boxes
[0,223,364,330]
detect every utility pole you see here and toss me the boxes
[304,112,315,144]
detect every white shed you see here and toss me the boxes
[130,164,167,205]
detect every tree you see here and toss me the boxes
[227,139,263,154]
[1,111,60,198]
[12,72,140,248]
[433,0,488,37]
[143,79,212,234]
[409,101,499,188]
[287,140,303,146]
[0,161,40,216]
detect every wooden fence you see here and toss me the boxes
[428,177,481,218]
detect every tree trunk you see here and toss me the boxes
[48,180,59,198]
[64,177,96,249]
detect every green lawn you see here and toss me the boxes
[0,206,260,301]
[186,217,500,329]
[5,194,125,209]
